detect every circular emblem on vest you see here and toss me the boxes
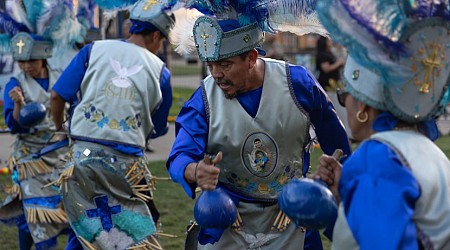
[241,131,278,177]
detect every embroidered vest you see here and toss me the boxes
[204,58,309,201]
[16,66,61,144]
[69,40,163,148]
[333,130,450,250]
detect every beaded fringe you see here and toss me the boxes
[25,207,68,224]
[78,236,98,250]
[272,210,291,232]
[17,159,52,181]
[4,183,21,200]
[127,235,163,250]
[125,162,154,202]
[43,164,74,191]
[7,156,16,172]
[19,144,30,155]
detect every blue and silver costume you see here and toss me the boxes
[1,66,69,250]
[332,114,450,250]
[52,40,172,249]
[168,58,351,249]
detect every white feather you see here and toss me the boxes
[37,1,84,55]
[270,13,328,37]
[103,10,120,20]
[170,8,203,56]
[267,0,328,37]
[7,0,34,32]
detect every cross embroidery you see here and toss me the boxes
[16,39,25,54]
[143,0,158,10]
[419,43,442,93]
[86,195,122,232]
[201,31,210,52]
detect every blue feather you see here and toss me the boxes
[339,0,409,54]
[0,34,12,54]
[409,0,450,19]
[0,11,30,35]
[93,0,139,10]
[22,0,44,30]
[77,0,97,28]
[441,87,450,110]
[317,0,409,85]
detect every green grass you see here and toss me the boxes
[0,101,6,130]
[170,87,195,117]
[170,64,202,76]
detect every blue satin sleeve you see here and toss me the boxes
[3,78,28,133]
[289,65,351,159]
[52,44,91,103]
[340,140,420,249]
[150,66,172,139]
[167,88,207,198]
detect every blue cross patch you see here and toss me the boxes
[86,195,122,232]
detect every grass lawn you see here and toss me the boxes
[170,87,196,117]
[0,101,6,130]
[171,64,202,76]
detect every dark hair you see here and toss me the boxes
[139,28,158,37]
[239,50,252,60]
[317,36,329,52]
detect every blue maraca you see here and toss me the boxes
[194,187,237,228]
[194,155,237,229]
[278,149,343,230]
[19,102,47,128]
[278,178,337,230]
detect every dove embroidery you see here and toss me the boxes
[109,58,143,88]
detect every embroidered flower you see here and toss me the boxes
[97,117,109,128]
[33,225,46,240]
[120,120,130,131]
[93,113,102,121]
[278,175,289,185]
[81,104,142,131]
[109,119,119,129]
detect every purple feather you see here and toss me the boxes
[413,0,450,19]
[77,0,97,28]
[339,0,407,55]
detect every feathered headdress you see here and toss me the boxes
[0,0,91,58]
[94,0,327,57]
[0,0,86,56]
[317,0,450,122]
[167,0,328,57]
